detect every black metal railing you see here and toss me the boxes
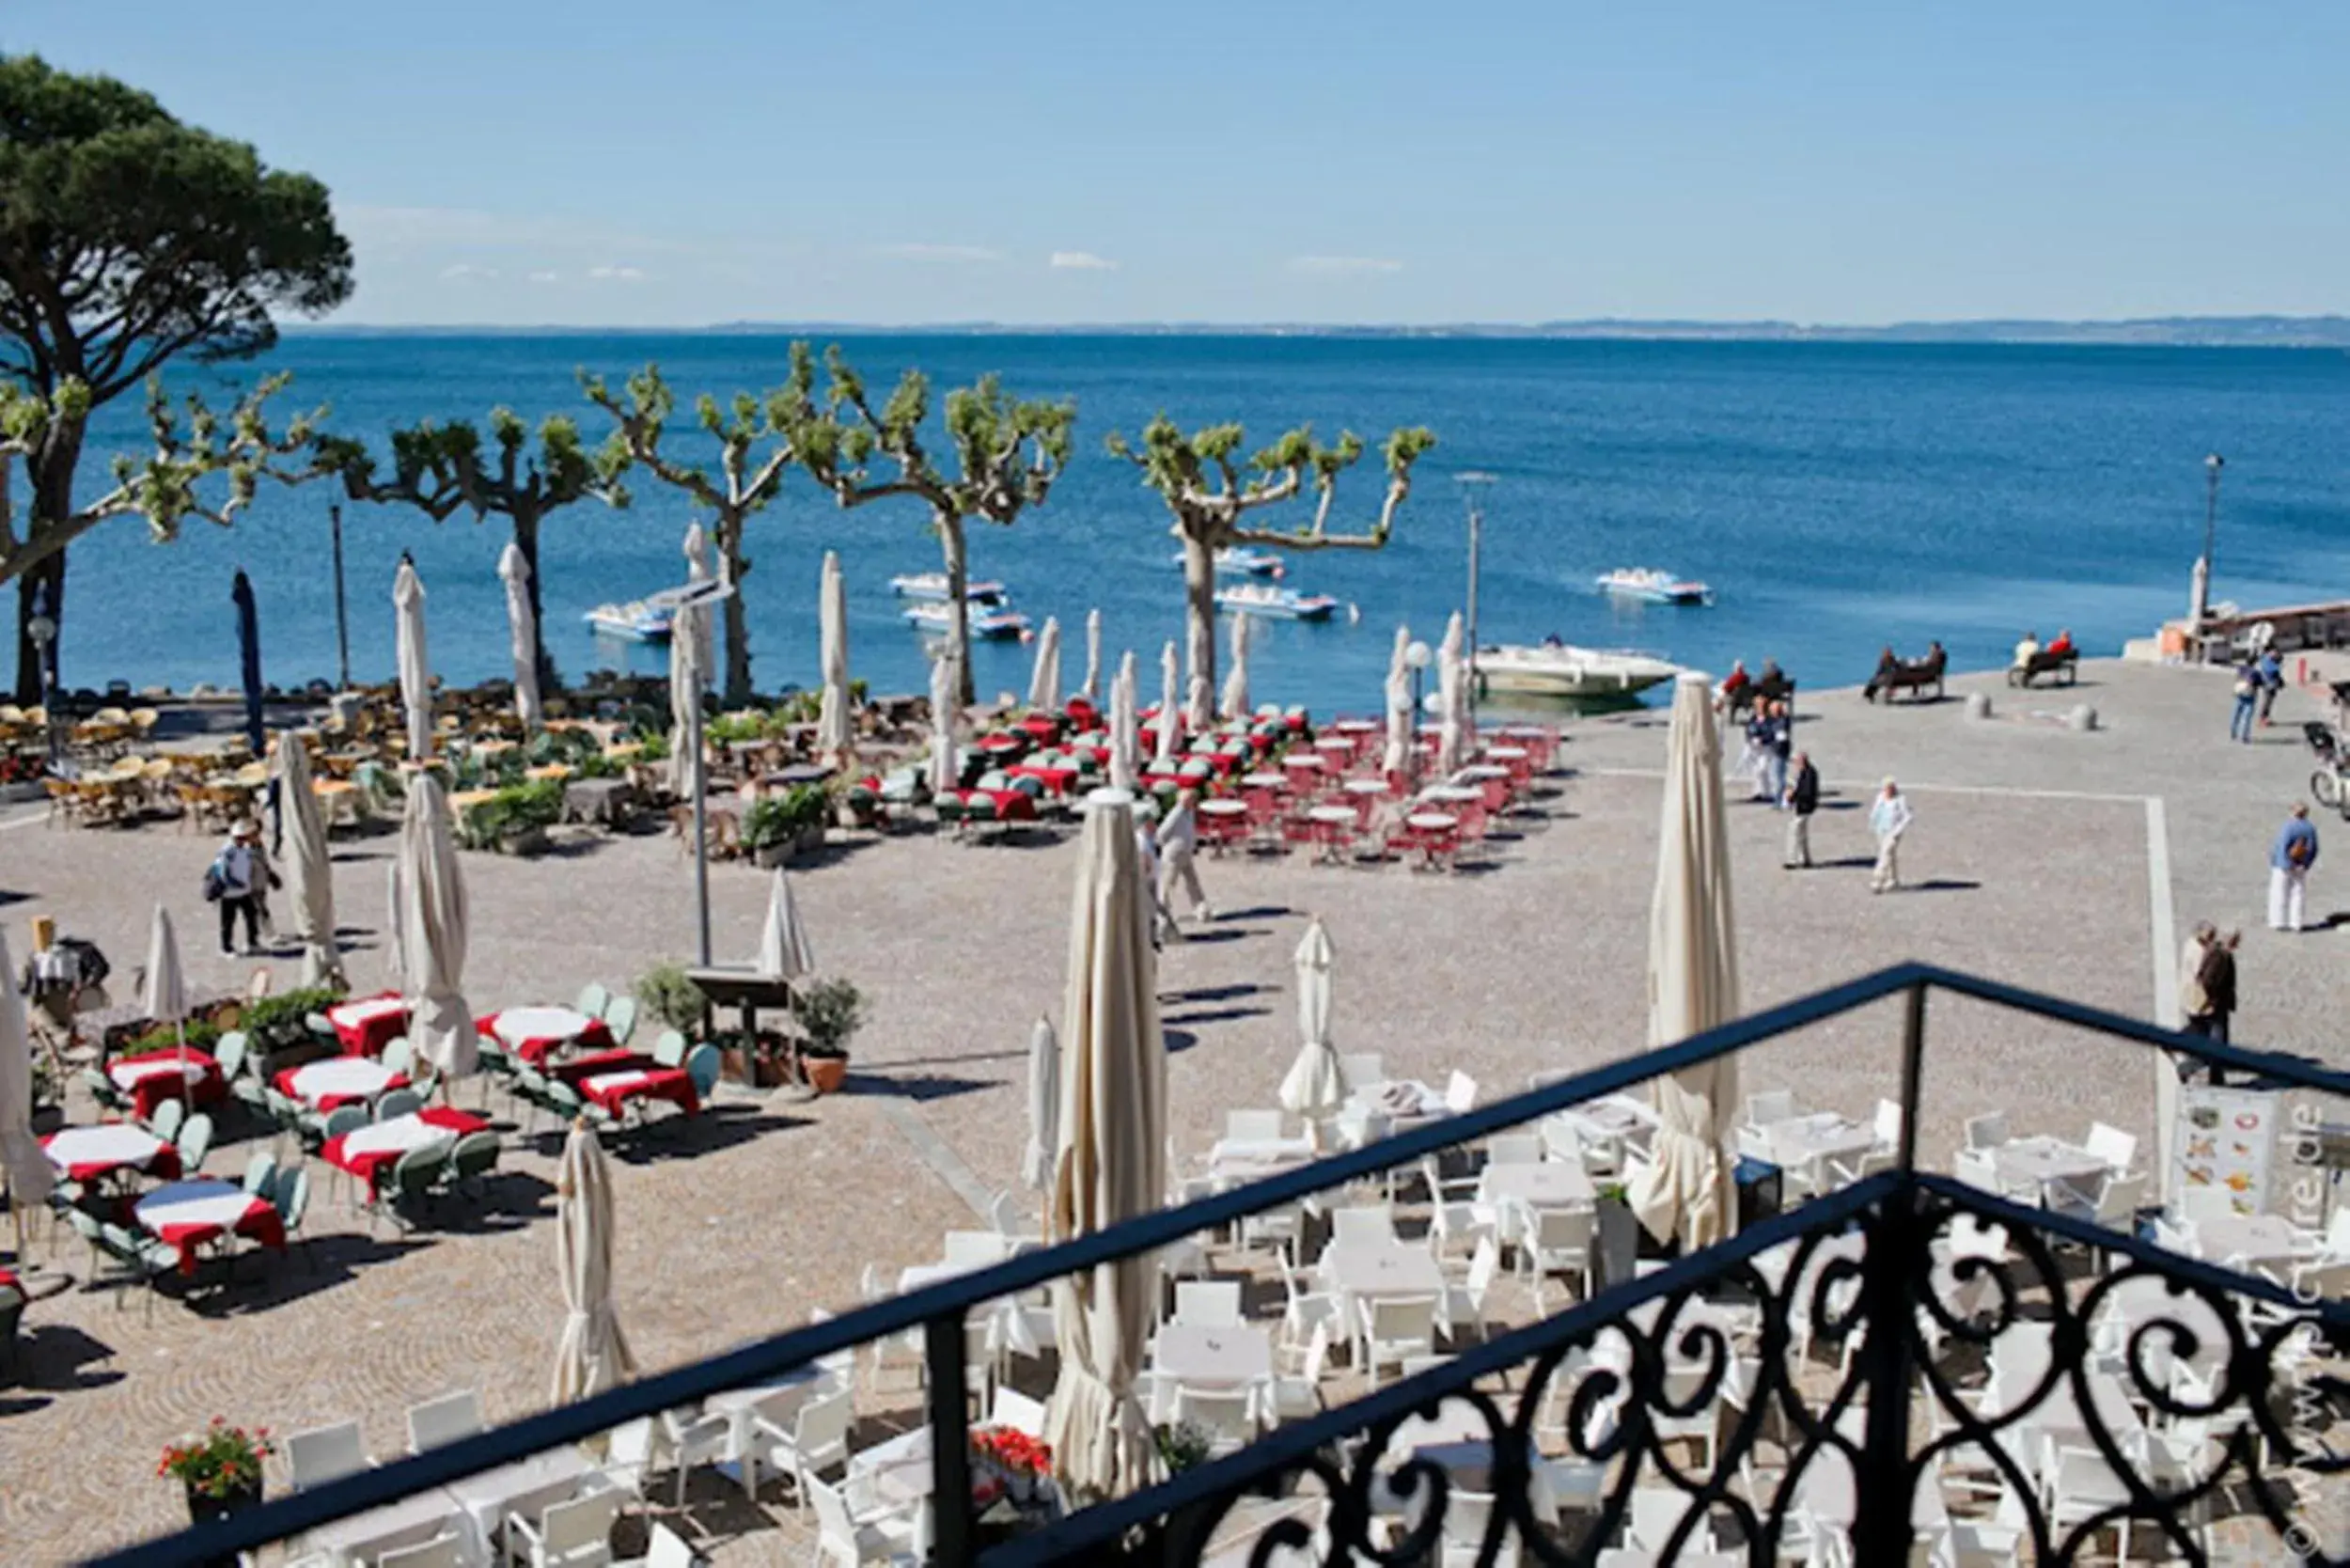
[93,962,2350,1567]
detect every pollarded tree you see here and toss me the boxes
[1105,416,1436,704]
[791,348,1073,706]
[0,54,352,698]
[317,411,631,693]
[583,347,818,704]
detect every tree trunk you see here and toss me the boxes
[1183,530,1218,717]
[942,513,974,707]
[510,510,556,697]
[718,510,753,706]
[13,436,82,706]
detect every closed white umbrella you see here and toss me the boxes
[757,867,816,981]
[1277,917,1345,1145]
[666,616,701,801]
[1184,672,1213,733]
[384,860,406,985]
[398,773,478,1079]
[497,542,542,730]
[275,732,342,988]
[1436,611,1466,776]
[1082,609,1103,704]
[142,904,185,1028]
[1382,624,1413,778]
[1153,641,1180,770]
[552,1119,636,1403]
[1028,615,1063,713]
[0,929,54,1211]
[1109,651,1139,792]
[1021,1015,1059,1192]
[1220,614,1250,723]
[928,653,961,800]
[816,549,854,762]
[393,559,433,761]
[1045,790,1167,1502]
[682,523,716,685]
[1626,675,1741,1249]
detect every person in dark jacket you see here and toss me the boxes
[2191,929,2239,1047]
[1782,750,1820,868]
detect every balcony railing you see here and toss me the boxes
[94,962,2350,1567]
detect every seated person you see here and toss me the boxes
[1923,639,1947,669]
[2013,631,2041,667]
[2046,627,2076,657]
[1717,658,1751,706]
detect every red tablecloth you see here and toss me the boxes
[272,1062,411,1114]
[41,1124,183,1184]
[578,1066,700,1119]
[547,1048,653,1087]
[949,788,1039,823]
[1005,761,1081,795]
[107,1050,227,1122]
[478,1012,618,1068]
[975,733,1028,757]
[327,992,414,1057]
[138,1186,287,1275]
[321,1106,492,1198]
[1014,713,1062,743]
[0,1268,18,1295]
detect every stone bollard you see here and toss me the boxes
[2069,704,2099,732]
[1965,691,1993,721]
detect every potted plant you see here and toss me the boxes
[970,1425,1054,1506]
[159,1419,273,1526]
[795,977,864,1093]
[740,796,796,869]
[1592,1180,1640,1293]
[1152,1419,1213,1476]
[705,1026,795,1088]
[635,961,706,1036]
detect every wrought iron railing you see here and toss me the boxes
[92,963,2350,1567]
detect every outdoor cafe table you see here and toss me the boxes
[578,1065,700,1120]
[1558,1093,1657,1150]
[1321,1241,1445,1303]
[43,1122,180,1184]
[1991,1135,2108,1195]
[1281,753,1328,776]
[276,1056,406,1113]
[1418,784,1483,809]
[1305,804,1356,858]
[1238,771,1289,791]
[485,1006,615,1066]
[309,1485,465,1565]
[323,1107,491,1197]
[1332,718,1379,736]
[327,993,413,1056]
[1760,1113,1878,1172]
[1478,1160,1597,1210]
[134,1177,285,1274]
[1313,735,1356,759]
[106,1048,225,1121]
[1152,1322,1274,1389]
[443,1448,597,1563]
[2190,1212,2306,1277]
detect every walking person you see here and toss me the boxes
[1868,777,1913,893]
[2177,920,2217,1032]
[207,822,266,955]
[1763,700,1793,808]
[2267,801,2318,932]
[1155,786,1214,931]
[2193,930,2239,1045]
[242,817,283,942]
[2229,662,2259,744]
[2256,646,2285,728]
[1782,750,1819,868]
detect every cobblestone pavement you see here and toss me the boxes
[0,657,2340,1561]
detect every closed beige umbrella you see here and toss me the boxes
[1082,609,1103,705]
[1027,615,1063,713]
[1153,641,1180,770]
[393,559,433,761]
[552,1119,635,1403]
[928,653,960,799]
[274,733,342,988]
[757,867,816,981]
[1109,651,1139,792]
[682,523,716,684]
[384,861,406,985]
[143,904,186,1030]
[1021,1015,1059,1193]
[1381,624,1413,778]
[398,773,478,1079]
[1219,614,1250,723]
[1184,671,1213,733]
[497,542,542,730]
[1436,611,1466,776]
[816,550,853,762]
[1277,917,1344,1146]
[1044,790,1166,1502]
[666,614,701,801]
[0,929,54,1211]
[1626,675,1741,1248]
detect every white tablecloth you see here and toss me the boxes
[134,1179,257,1233]
[1762,1113,1877,1169]
[290,1058,399,1104]
[1152,1323,1274,1388]
[43,1122,167,1174]
[491,1006,596,1046]
[444,1449,594,1561]
[338,1114,461,1161]
[110,1057,204,1090]
[1994,1136,2108,1189]
[1478,1161,1595,1209]
[329,996,410,1027]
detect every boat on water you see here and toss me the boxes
[1475,642,1681,699]
[1172,545,1284,578]
[889,572,1008,605]
[1214,583,1339,621]
[582,601,676,642]
[1596,567,1712,605]
[902,600,1031,640]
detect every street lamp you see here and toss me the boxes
[26,583,57,770]
[1455,471,1496,725]
[1404,638,1433,787]
[648,576,735,966]
[2192,453,2224,630]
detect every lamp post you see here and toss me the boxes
[1456,471,1495,727]
[26,582,57,770]
[2191,453,2224,634]
[330,503,352,691]
[1405,638,1432,789]
[649,576,735,966]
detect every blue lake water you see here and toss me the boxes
[54,335,2350,713]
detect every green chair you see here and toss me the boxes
[78,1067,127,1115]
[445,1132,502,1197]
[651,1029,688,1070]
[380,1037,415,1078]
[175,1112,213,1173]
[576,982,611,1020]
[271,1167,315,1269]
[602,996,638,1045]
[242,1151,277,1196]
[147,1097,186,1144]
[382,1147,449,1231]
[934,794,967,830]
[684,1044,721,1104]
[0,1283,24,1381]
[96,1222,177,1318]
[376,1089,424,1121]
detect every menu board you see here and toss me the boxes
[2172,1085,2280,1216]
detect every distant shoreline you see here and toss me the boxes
[281,315,2350,349]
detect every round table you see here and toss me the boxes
[491,1006,598,1047]
[1420,786,1483,807]
[1314,736,1355,755]
[1238,772,1288,790]
[1406,811,1458,831]
[1332,719,1379,735]
[1282,754,1328,773]
[1342,779,1388,798]
[44,1123,174,1183]
[1308,805,1358,825]
[1199,800,1249,818]
[287,1057,400,1108]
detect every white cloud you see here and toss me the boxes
[526,270,562,284]
[438,263,499,282]
[1289,255,1404,275]
[586,264,647,282]
[876,243,1004,264]
[1049,250,1118,272]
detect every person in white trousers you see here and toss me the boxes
[1869,777,1913,893]
[1155,787,1214,931]
[2268,801,2319,933]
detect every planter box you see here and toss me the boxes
[499,826,552,856]
[751,841,789,870]
[718,1044,792,1088]
[1592,1196,1640,1294]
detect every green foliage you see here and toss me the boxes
[795,977,866,1058]
[634,961,705,1033]
[240,985,344,1051]
[740,783,828,851]
[125,1018,223,1058]
[1153,1421,1214,1475]
[634,730,670,762]
[459,777,564,849]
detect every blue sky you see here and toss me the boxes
[12,2,2346,326]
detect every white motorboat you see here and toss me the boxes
[1172,545,1284,578]
[1475,642,1680,698]
[582,600,675,641]
[1596,567,1712,605]
[902,600,1031,640]
[889,572,1008,605]
[1214,583,1339,620]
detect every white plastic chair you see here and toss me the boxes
[1744,1090,1794,1128]
[1357,1294,1438,1385]
[986,1386,1048,1437]
[1443,1071,1479,1114]
[1329,1206,1397,1247]
[754,1388,853,1512]
[617,1523,699,1568]
[1963,1111,2010,1151]
[809,1474,919,1566]
[2084,1121,2138,1172]
[507,1488,619,1568]
[1171,1383,1258,1454]
[1484,1134,1542,1168]
[1512,1200,1596,1312]
[941,1231,1010,1268]
[1224,1108,1283,1143]
[1338,1053,1385,1094]
[1872,1098,1904,1152]
[406,1389,484,1453]
[1439,1236,1500,1342]
[286,1419,370,1491]
[1266,1319,1331,1422]
[378,1536,464,1568]
[1173,1279,1243,1328]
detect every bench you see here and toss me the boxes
[1726,674,1796,720]
[1863,650,1947,704]
[2006,648,2078,688]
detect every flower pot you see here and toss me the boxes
[752,841,789,870]
[499,825,551,856]
[797,823,829,855]
[1592,1196,1640,1294]
[30,1103,64,1136]
[804,1055,848,1094]
[184,1474,263,1527]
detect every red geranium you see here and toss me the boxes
[159,1419,274,1498]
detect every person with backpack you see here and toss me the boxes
[2230,661,2260,744]
[206,820,273,955]
[2256,647,2285,729]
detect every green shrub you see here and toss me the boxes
[636,961,705,1033]
[126,1018,224,1057]
[243,985,345,1051]
[460,777,564,849]
[797,977,865,1059]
